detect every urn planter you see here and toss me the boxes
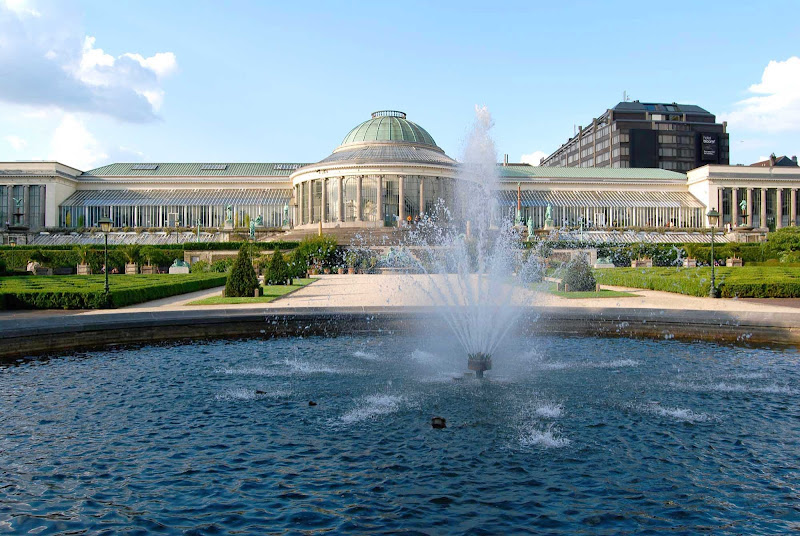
[77,263,92,275]
[125,263,139,275]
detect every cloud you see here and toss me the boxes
[48,114,107,169]
[0,2,177,121]
[4,134,27,150]
[520,150,547,166]
[724,56,800,133]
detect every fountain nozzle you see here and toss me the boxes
[467,353,492,378]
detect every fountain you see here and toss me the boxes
[399,106,543,377]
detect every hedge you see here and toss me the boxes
[595,266,800,298]
[0,240,299,252]
[0,273,227,309]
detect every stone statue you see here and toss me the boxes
[255,214,263,227]
[545,204,552,221]
[225,205,233,223]
[283,202,289,226]
[527,217,534,237]
[249,220,256,239]
[739,199,747,213]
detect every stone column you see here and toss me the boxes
[419,177,425,217]
[355,176,363,221]
[731,188,739,227]
[337,177,344,222]
[777,188,784,229]
[321,178,327,223]
[746,188,753,226]
[761,188,768,228]
[792,188,798,226]
[6,185,14,227]
[23,185,30,227]
[376,176,384,223]
[398,176,405,225]
[307,181,313,225]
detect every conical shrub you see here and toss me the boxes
[267,249,290,285]
[563,254,596,292]
[225,244,259,297]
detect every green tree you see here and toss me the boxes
[225,244,259,297]
[266,248,291,285]
[563,254,596,292]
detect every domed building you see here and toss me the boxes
[290,111,459,228]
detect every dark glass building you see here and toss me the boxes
[540,101,729,171]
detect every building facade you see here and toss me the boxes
[1,109,798,242]
[540,101,729,171]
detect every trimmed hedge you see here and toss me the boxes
[595,266,800,298]
[0,273,227,309]
[0,241,299,251]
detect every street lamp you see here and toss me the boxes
[706,208,719,298]
[98,217,113,295]
[9,238,16,247]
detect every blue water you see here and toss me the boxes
[1,335,799,534]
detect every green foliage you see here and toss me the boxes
[210,258,235,273]
[562,254,596,291]
[190,260,209,273]
[0,258,6,274]
[119,244,141,264]
[266,249,290,285]
[288,248,307,278]
[595,266,800,298]
[74,245,92,264]
[225,245,259,297]
[766,227,800,256]
[0,273,226,309]
[296,235,339,269]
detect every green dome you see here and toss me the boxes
[340,111,438,148]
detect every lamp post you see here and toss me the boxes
[98,217,113,295]
[706,209,719,298]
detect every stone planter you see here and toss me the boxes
[140,265,156,274]
[125,263,139,275]
[726,257,743,267]
[631,258,652,268]
[683,258,697,268]
[323,268,331,274]
[337,267,345,275]
[77,263,92,275]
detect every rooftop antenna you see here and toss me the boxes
[623,90,630,102]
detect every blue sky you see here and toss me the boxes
[1,0,798,169]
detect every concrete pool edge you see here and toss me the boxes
[2,306,798,359]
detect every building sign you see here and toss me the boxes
[700,134,718,161]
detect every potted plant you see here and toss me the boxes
[120,244,140,274]
[726,243,743,267]
[683,243,699,267]
[345,250,358,275]
[74,245,92,275]
[337,266,345,275]
[140,246,157,274]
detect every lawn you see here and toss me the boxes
[594,266,800,298]
[541,282,636,299]
[0,273,227,309]
[188,278,316,305]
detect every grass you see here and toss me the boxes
[188,278,316,305]
[542,282,636,299]
[594,266,800,298]
[0,273,228,309]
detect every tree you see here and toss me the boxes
[266,249,291,285]
[225,244,259,297]
[562,254,596,292]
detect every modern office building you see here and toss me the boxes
[1,109,797,241]
[540,101,729,171]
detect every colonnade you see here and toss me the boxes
[716,186,798,229]
[1,184,45,230]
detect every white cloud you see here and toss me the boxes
[4,134,27,150]
[520,150,547,166]
[1,0,40,17]
[725,56,800,133]
[0,3,178,121]
[48,114,107,169]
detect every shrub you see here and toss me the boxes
[296,234,338,270]
[119,244,141,264]
[210,258,234,273]
[562,254,596,291]
[225,245,259,297]
[288,247,307,278]
[190,260,209,273]
[266,249,291,285]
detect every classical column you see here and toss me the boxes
[23,185,30,227]
[398,176,405,224]
[321,178,328,223]
[777,188,784,229]
[419,177,425,217]
[746,188,753,226]
[337,177,344,223]
[761,188,768,228]
[355,176,363,221]
[792,188,798,226]
[376,176,384,223]
[307,181,313,225]
[6,185,14,227]
[731,188,739,227]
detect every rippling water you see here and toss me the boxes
[1,335,799,534]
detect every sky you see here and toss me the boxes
[0,0,798,170]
